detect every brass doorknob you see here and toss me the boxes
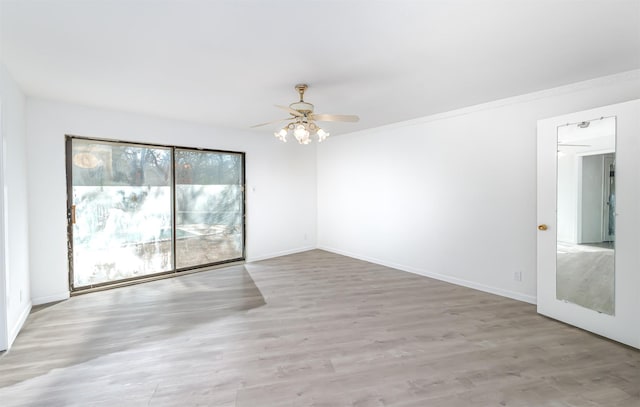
[538,224,548,231]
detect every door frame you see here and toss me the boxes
[0,101,7,351]
[602,154,615,242]
[537,100,640,349]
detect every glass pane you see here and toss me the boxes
[175,149,244,269]
[71,139,173,287]
[556,117,615,315]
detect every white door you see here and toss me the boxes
[537,99,640,349]
[0,102,7,352]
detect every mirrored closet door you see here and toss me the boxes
[537,100,640,349]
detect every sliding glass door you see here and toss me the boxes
[67,137,245,291]
[175,149,244,269]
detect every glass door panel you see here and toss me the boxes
[175,149,244,269]
[69,138,173,288]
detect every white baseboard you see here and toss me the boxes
[32,291,70,306]
[7,301,31,349]
[246,246,316,263]
[318,246,537,305]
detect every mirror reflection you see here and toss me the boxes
[556,117,615,315]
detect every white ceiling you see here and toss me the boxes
[1,0,639,135]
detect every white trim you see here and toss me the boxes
[7,301,31,348]
[340,69,640,139]
[32,292,70,306]
[0,99,7,351]
[246,245,316,263]
[319,245,537,305]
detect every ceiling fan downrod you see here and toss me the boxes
[295,84,308,102]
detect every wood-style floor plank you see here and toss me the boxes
[0,250,638,406]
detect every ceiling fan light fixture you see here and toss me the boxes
[274,127,288,142]
[274,120,330,144]
[317,128,329,142]
[294,124,310,144]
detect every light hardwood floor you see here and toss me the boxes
[0,250,638,406]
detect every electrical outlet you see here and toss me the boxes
[514,271,522,282]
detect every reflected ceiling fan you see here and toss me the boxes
[251,84,359,144]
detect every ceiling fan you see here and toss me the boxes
[251,84,359,144]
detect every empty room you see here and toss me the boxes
[1,1,639,406]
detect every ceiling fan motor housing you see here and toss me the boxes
[290,84,313,114]
[289,101,314,114]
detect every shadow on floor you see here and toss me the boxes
[0,265,265,388]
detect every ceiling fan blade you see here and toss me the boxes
[250,118,291,128]
[275,104,303,117]
[311,114,359,122]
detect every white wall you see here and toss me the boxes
[557,152,578,243]
[26,99,317,305]
[317,70,640,304]
[0,64,32,350]
[580,154,605,243]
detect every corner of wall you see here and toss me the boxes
[7,300,31,349]
[316,70,639,307]
[1,62,33,350]
[31,291,70,307]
